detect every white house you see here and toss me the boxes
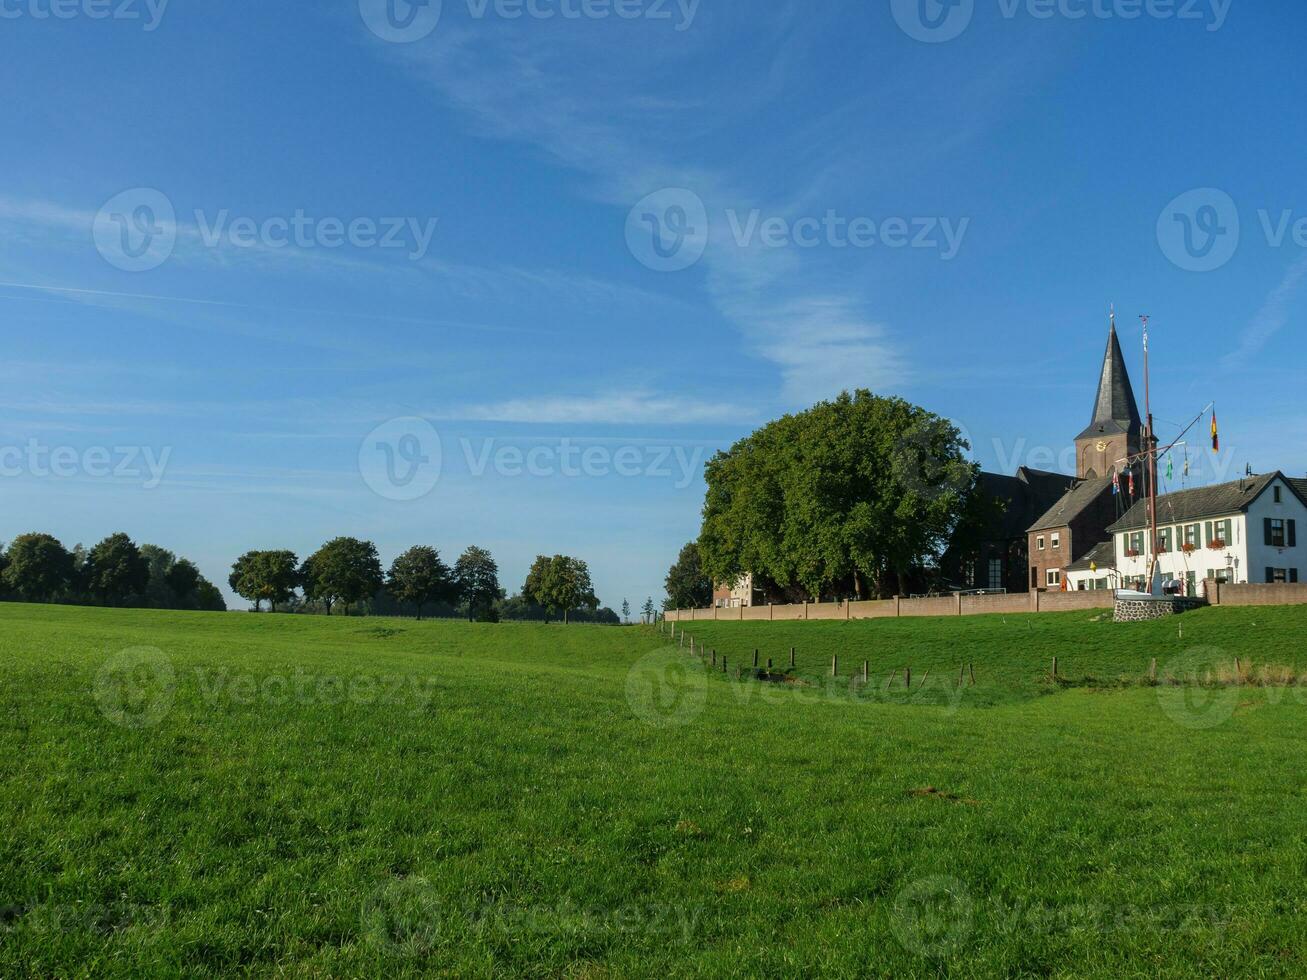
[1102,472,1305,595]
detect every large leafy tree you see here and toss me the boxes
[3,533,75,603]
[387,546,455,620]
[83,533,151,606]
[299,538,383,616]
[523,555,598,625]
[699,390,977,600]
[664,541,713,610]
[230,550,300,612]
[453,546,501,622]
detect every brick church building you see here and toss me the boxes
[949,315,1150,594]
[1024,318,1151,591]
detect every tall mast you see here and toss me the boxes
[1140,314,1159,592]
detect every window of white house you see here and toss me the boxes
[1158,527,1174,552]
[1269,519,1287,548]
[1183,524,1201,548]
[1046,569,1061,587]
[1205,520,1233,547]
[1124,531,1144,555]
[1051,533,1061,550]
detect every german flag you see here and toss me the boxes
[1211,410,1220,453]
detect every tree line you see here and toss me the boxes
[228,540,620,624]
[0,532,226,611]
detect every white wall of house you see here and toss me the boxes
[1113,476,1306,592]
[1246,478,1304,583]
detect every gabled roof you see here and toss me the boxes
[1066,540,1116,572]
[1107,472,1295,532]
[1076,322,1142,442]
[975,467,1077,540]
[1028,477,1114,533]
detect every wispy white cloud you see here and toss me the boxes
[1224,253,1307,367]
[374,12,911,405]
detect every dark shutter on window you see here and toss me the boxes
[1267,567,1276,584]
[1290,520,1298,548]
[1292,569,1300,584]
[1266,518,1274,546]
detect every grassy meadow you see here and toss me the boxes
[2,602,1307,977]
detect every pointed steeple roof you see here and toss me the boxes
[1076,314,1142,441]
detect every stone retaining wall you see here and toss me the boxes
[1113,597,1208,623]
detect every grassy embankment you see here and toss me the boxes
[2,602,1306,977]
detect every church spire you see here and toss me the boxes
[1077,310,1143,442]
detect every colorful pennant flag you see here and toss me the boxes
[1128,468,1136,498]
[1166,455,1174,481]
[1211,410,1220,453]
[1112,468,1120,496]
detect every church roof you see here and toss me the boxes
[976,467,1078,540]
[1076,322,1142,442]
[1028,476,1114,533]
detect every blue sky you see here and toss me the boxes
[2,0,1305,611]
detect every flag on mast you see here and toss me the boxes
[1166,455,1174,481]
[1128,467,1135,498]
[1112,467,1120,496]
[1211,410,1220,452]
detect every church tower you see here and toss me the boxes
[1075,314,1143,480]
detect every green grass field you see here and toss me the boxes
[3,602,1307,977]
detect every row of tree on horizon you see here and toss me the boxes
[0,532,226,612]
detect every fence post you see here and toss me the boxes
[956,592,963,616]
[969,663,976,686]
[753,650,759,668]
[862,661,869,683]
[790,647,796,669]
[1149,658,1157,683]
[831,654,838,677]
[1051,656,1058,679]
[894,596,902,617]
[712,650,717,667]
[905,666,912,689]
[769,603,774,621]
[802,601,809,620]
